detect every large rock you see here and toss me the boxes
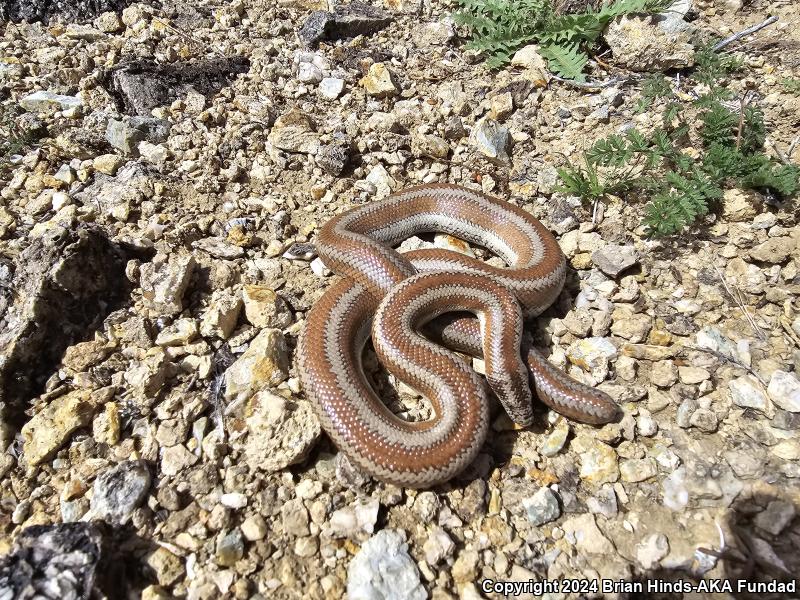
[347,529,425,600]
[107,57,249,116]
[298,2,392,46]
[0,226,126,444]
[1,0,129,24]
[0,523,111,599]
[604,14,695,71]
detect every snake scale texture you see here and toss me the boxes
[298,183,620,488]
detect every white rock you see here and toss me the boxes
[347,530,425,600]
[767,370,800,413]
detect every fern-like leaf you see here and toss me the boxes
[539,42,588,81]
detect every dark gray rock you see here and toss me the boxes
[106,116,171,155]
[0,0,130,24]
[299,2,392,46]
[317,134,351,176]
[0,226,127,440]
[107,56,249,116]
[0,523,108,599]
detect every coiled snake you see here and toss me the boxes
[298,184,619,488]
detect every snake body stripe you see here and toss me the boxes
[297,183,620,488]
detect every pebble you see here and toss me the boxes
[88,460,151,526]
[689,408,719,432]
[591,245,639,277]
[472,116,510,161]
[566,337,618,381]
[22,388,109,466]
[200,291,242,339]
[224,329,291,404]
[347,530,425,600]
[140,255,196,316]
[241,391,321,472]
[729,375,771,412]
[562,513,615,554]
[575,436,619,485]
[678,366,710,385]
[423,527,455,565]
[753,500,795,535]
[360,63,398,97]
[216,529,244,567]
[538,418,569,457]
[160,443,198,477]
[586,485,618,518]
[220,493,248,509]
[19,91,82,114]
[522,487,561,526]
[767,370,800,412]
[636,533,670,569]
[242,285,293,329]
[241,515,268,541]
[319,77,345,99]
[620,458,657,482]
[329,497,380,539]
[146,548,185,587]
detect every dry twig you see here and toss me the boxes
[713,16,780,52]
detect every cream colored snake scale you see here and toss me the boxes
[298,184,619,488]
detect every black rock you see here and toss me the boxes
[0,0,130,24]
[298,1,392,46]
[0,523,107,599]
[107,56,250,116]
[0,225,127,431]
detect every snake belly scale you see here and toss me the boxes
[297,183,619,488]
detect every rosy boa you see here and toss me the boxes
[298,183,619,488]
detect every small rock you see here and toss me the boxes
[729,375,771,413]
[620,458,657,482]
[146,547,184,587]
[22,388,107,466]
[650,360,678,387]
[753,500,795,536]
[636,533,669,569]
[566,337,618,381]
[522,487,561,526]
[562,513,615,554]
[216,529,244,567]
[242,285,293,329]
[92,154,124,175]
[767,370,800,413]
[539,418,569,457]
[200,291,242,339]
[319,77,345,99]
[155,318,198,347]
[689,408,719,433]
[591,245,638,277]
[241,515,268,541]
[411,133,450,160]
[604,14,694,71]
[721,189,759,222]
[360,63,398,98]
[472,116,510,161]
[452,549,480,583]
[20,91,82,114]
[678,366,710,384]
[749,237,796,264]
[586,485,618,518]
[160,444,198,477]
[88,460,151,526]
[329,497,380,540]
[575,437,619,485]
[299,2,392,46]
[241,390,321,472]
[423,527,455,565]
[347,529,425,600]
[224,329,290,403]
[140,255,195,316]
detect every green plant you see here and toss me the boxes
[781,78,800,95]
[557,87,799,236]
[454,0,671,79]
[635,74,674,113]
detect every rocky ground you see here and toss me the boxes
[0,0,799,598]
